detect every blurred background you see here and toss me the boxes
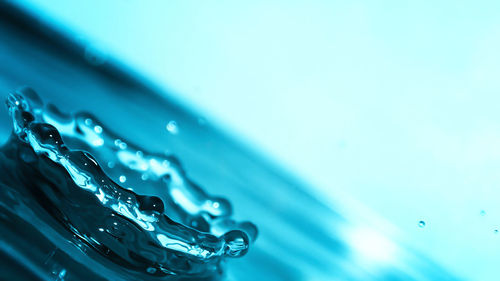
[3,0,500,280]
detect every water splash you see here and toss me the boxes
[0,87,257,278]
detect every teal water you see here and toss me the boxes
[0,3,465,281]
[0,87,256,279]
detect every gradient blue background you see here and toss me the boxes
[11,1,500,280]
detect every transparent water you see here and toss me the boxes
[0,3,465,281]
[0,87,256,279]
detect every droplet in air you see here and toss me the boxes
[418,220,426,228]
[119,175,126,183]
[166,120,179,134]
[94,125,103,134]
[113,139,127,149]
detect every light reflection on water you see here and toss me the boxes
[0,2,463,281]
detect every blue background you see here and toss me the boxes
[11,1,500,280]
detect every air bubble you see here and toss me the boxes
[119,175,126,183]
[418,220,426,228]
[94,125,103,134]
[166,120,179,134]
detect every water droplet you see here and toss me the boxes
[480,210,486,216]
[213,202,220,208]
[114,139,127,149]
[141,174,149,181]
[166,120,179,134]
[119,175,126,183]
[94,125,103,134]
[107,161,115,168]
[137,195,164,213]
[494,229,499,234]
[223,230,249,257]
[84,118,92,126]
[418,220,426,228]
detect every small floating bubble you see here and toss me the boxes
[119,175,126,183]
[107,161,115,168]
[495,229,499,234]
[146,267,157,274]
[480,210,486,216]
[166,120,179,134]
[141,174,149,181]
[94,125,103,134]
[418,220,426,228]
[113,139,127,149]
[84,118,92,126]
